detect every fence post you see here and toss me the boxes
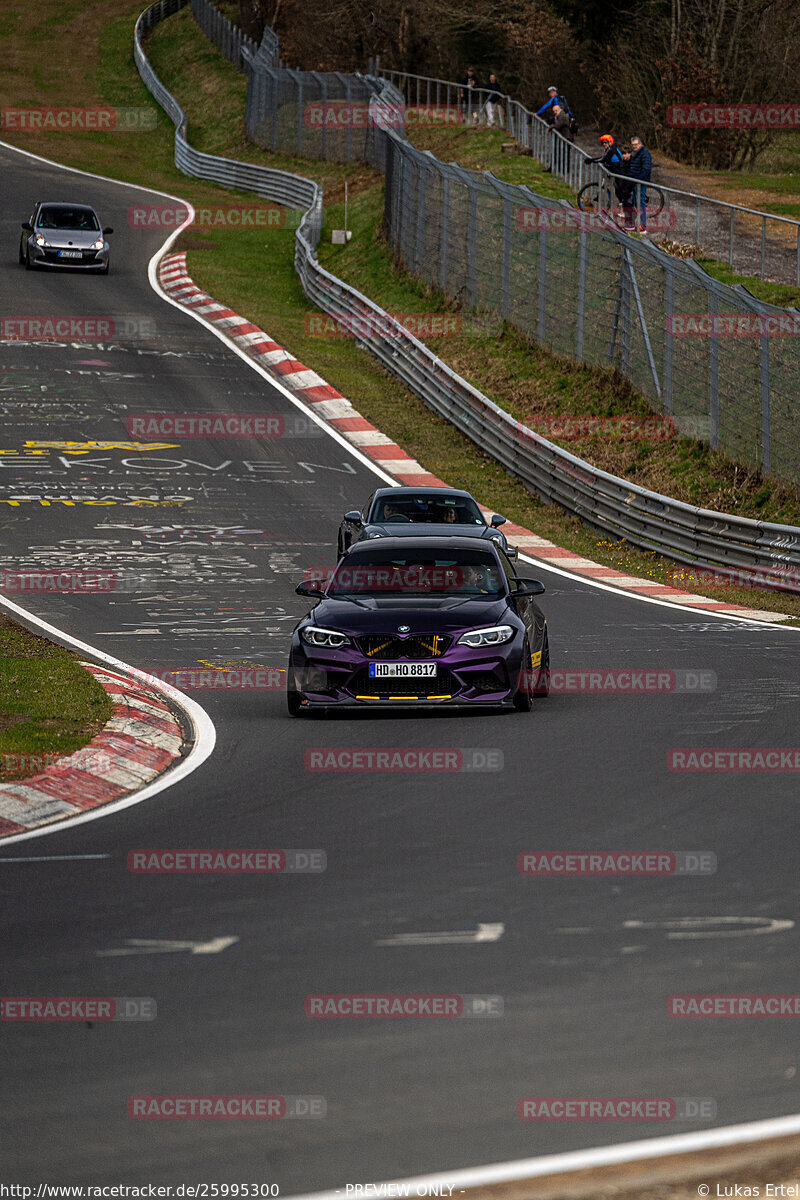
[415,160,427,275]
[501,197,512,320]
[760,331,771,476]
[296,75,304,156]
[708,293,719,450]
[575,229,587,358]
[466,180,478,309]
[537,229,547,343]
[663,267,674,414]
[439,174,449,292]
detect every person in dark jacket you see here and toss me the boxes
[460,67,481,124]
[627,135,653,232]
[589,134,631,205]
[548,104,573,172]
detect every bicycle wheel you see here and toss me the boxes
[576,181,603,211]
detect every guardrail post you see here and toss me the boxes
[575,229,587,358]
[501,197,512,320]
[708,293,719,450]
[760,332,771,476]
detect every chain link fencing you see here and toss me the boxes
[135,0,800,587]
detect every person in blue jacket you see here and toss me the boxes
[627,135,653,232]
[536,86,571,124]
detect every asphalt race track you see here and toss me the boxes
[1,142,800,1192]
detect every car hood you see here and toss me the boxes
[37,230,101,248]
[366,522,497,540]
[303,595,512,636]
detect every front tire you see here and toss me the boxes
[24,247,33,270]
[286,653,303,716]
[533,628,550,698]
[513,638,533,712]
[18,240,25,265]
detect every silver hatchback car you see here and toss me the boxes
[19,201,113,273]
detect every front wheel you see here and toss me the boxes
[18,240,25,265]
[24,247,33,271]
[513,638,533,712]
[286,654,303,716]
[532,628,550,698]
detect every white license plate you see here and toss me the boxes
[58,250,83,258]
[369,662,437,678]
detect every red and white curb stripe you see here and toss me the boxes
[0,664,185,839]
[158,252,788,624]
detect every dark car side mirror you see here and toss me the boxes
[295,579,325,598]
[490,513,506,527]
[512,578,545,596]
[21,222,32,232]
[103,227,114,235]
[344,510,362,524]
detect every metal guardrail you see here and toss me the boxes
[380,68,800,288]
[135,0,800,591]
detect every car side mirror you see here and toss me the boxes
[295,579,325,598]
[344,510,362,524]
[21,222,32,232]
[512,578,545,596]
[103,227,114,235]
[490,513,506,527]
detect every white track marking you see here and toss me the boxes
[285,1113,800,1199]
[97,936,239,957]
[624,916,795,939]
[375,923,505,946]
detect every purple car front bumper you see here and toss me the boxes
[291,638,526,708]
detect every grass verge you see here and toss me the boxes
[0,3,798,616]
[0,616,113,784]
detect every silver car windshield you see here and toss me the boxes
[372,495,485,525]
[37,207,100,231]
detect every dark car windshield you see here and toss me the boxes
[371,494,484,526]
[328,548,504,596]
[36,206,100,231]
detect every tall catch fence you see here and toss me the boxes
[380,69,800,289]
[135,0,800,588]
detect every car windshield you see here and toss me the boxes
[372,495,484,526]
[36,207,100,231]
[328,549,504,596]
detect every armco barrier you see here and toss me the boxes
[134,0,800,591]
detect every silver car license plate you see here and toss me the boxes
[58,250,83,258]
[369,662,437,678]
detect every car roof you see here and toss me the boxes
[37,201,97,210]
[345,534,498,554]
[371,486,475,500]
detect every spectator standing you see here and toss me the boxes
[460,67,481,124]
[589,134,632,206]
[485,74,505,128]
[628,135,653,232]
[536,85,571,125]
[549,103,573,171]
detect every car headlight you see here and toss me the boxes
[91,237,104,250]
[489,533,503,544]
[368,532,383,538]
[35,234,49,247]
[457,624,515,648]
[301,626,351,648]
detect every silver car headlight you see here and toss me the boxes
[91,237,104,250]
[457,624,515,648]
[301,626,351,648]
[35,234,50,247]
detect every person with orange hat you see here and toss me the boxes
[589,134,631,205]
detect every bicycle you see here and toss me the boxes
[576,178,666,232]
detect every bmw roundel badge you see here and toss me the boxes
[398,625,410,633]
